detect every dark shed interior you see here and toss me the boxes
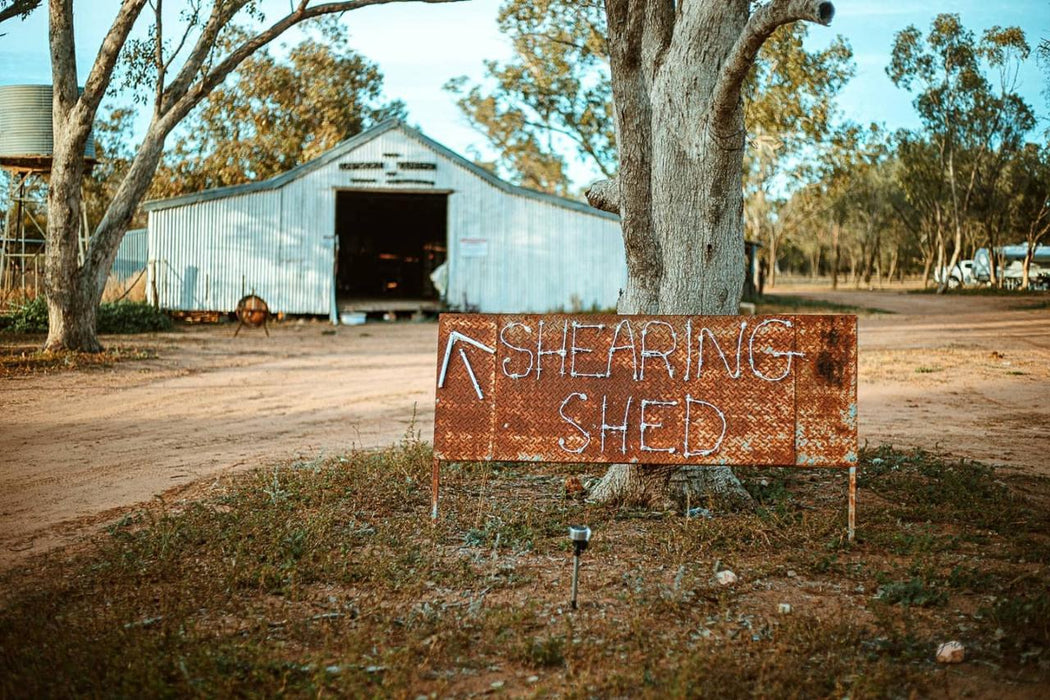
[335,190,447,303]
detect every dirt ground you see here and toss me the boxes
[1,290,1048,570]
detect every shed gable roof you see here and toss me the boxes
[142,120,617,221]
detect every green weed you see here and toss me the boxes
[754,294,893,315]
[0,297,172,334]
[876,576,946,608]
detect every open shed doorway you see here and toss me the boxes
[335,190,448,315]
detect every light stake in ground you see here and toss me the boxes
[569,525,591,610]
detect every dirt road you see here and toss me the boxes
[1,323,438,567]
[785,289,1049,474]
[2,291,1048,568]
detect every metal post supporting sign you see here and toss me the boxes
[849,465,857,542]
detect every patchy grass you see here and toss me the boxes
[1,441,1048,697]
[1011,299,1050,311]
[0,343,158,377]
[754,294,893,315]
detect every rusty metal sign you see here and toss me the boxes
[433,313,857,468]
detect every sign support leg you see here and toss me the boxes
[431,457,440,521]
[570,552,581,610]
[848,466,857,542]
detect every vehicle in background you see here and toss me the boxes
[974,245,1050,289]
[933,259,977,288]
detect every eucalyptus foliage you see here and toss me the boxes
[447,0,853,200]
[153,19,404,198]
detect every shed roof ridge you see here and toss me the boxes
[141,120,618,221]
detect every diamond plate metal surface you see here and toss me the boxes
[433,314,857,467]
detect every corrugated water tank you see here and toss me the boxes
[0,84,95,161]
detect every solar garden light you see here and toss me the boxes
[568,525,591,610]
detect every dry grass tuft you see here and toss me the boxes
[101,269,148,304]
[0,344,158,377]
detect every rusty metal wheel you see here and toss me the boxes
[235,294,269,336]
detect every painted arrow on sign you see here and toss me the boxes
[437,330,495,400]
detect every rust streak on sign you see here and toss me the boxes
[433,314,857,467]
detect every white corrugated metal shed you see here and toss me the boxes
[143,120,626,319]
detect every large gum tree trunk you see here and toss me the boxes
[585,0,834,508]
[43,0,146,352]
[45,2,103,352]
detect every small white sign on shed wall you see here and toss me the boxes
[459,237,489,258]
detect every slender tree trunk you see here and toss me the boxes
[989,245,999,288]
[871,232,881,287]
[862,226,879,288]
[3,179,20,296]
[941,149,965,294]
[46,1,100,351]
[766,233,779,290]
[45,163,103,350]
[1021,235,1038,291]
[918,232,933,288]
[831,223,840,290]
[933,222,946,291]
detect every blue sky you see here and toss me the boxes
[0,0,1047,186]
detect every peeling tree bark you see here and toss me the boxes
[586,0,835,508]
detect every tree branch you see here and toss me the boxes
[48,0,78,119]
[512,115,615,179]
[152,0,164,111]
[48,0,146,192]
[163,0,464,128]
[604,0,642,68]
[76,0,149,119]
[162,2,200,75]
[159,0,250,114]
[586,177,620,213]
[0,0,41,24]
[517,32,608,63]
[710,0,834,132]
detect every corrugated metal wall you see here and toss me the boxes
[147,124,626,316]
[149,189,307,312]
[113,228,147,279]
